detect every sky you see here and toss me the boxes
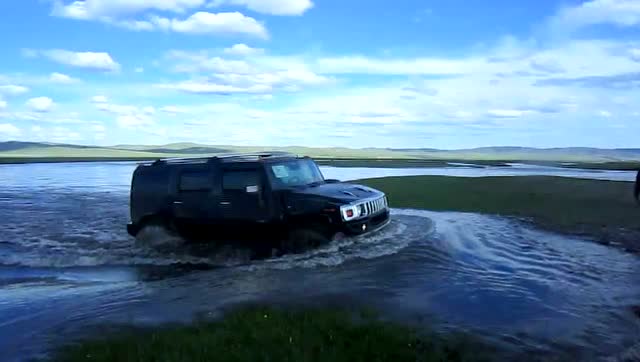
[0,0,639,149]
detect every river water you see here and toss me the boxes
[0,162,639,361]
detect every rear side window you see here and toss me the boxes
[223,170,260,190]
[179,171,211,191]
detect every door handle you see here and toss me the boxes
[173,201,183,205]
[220,201,231,205]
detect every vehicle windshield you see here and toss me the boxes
[268,159,325,189]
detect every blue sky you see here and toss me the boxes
[0,0,639,149]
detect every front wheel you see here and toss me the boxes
[283,226,332,254]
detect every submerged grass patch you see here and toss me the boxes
[52,306,492,362]
[360,175,640,250]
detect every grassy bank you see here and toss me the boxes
[360,175,640,251]
[52,306,492,362]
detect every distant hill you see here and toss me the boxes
[0,141,102,152]
[1,141,640,162]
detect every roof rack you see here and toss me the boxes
[150,151,298,165]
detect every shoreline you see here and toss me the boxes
[1,156,639,171]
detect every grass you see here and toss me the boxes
[51,306,493,362]
[359,175,640,251]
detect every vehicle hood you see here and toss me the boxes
[289,182,384,204]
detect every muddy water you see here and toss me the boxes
[0,162,639,361]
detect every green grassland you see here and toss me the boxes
[360,175,640,252]
[52,306,495,362]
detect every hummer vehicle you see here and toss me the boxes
[126,152,391,249]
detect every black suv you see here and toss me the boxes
[126,152,390,247]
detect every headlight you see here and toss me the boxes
[340,204,361,221]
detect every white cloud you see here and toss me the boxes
[0,100,6,110]
[51,1,267,38]
[451,111,474,119]
[31,125,43,133]
[147,37,640,148]
[254,94,274,100]
[117,114,154,128]
[26,97,55,113]
[211,68,331,87]
[630,48,640,61]
[40,49,121,72]
[164,51,332,93]
[91,99,158,130]
[49,72,80,84]
[92,124,106,132]
[135,67,145,73]
[52,1,90,19]
[91,95,109,103]
[151,12,268,38]
[208,0,313,16]
[550,0,640,32]
[169,52,253,73]
[111,18,156,30]
[52,0,206,19]
[314,55,486,75]
[96,103,139,114]
[158,81,272,94]
[8,112,85,125]
[21,48,39,58]
[308,39,639,79]
[8,112,43,121]
[49,126,83,142]
[599,110,613,117]
[486,109,532,118]
[223,43,264,56]
[0,123,21,137]
[0,85,29,96]
[160,105,188,114]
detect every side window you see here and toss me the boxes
[179,171,211,192]
[222,170,260,191]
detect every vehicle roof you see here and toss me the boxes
[141,152,308,167]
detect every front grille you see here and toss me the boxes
[358,196,387,217]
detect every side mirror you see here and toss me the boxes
[325,179,341,184]
[245,185,260,193]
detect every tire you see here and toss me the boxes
[135,216,182,247]
[284,225,331,253]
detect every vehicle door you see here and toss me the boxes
[172,167,219,224]
[220,167,268,222]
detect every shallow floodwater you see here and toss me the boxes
[0,162,639,361]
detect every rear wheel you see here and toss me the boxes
[135,216,182,247]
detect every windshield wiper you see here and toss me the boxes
[307,181,325,187]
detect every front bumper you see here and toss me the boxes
[340,210,391,236]
[126,223,138,237]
